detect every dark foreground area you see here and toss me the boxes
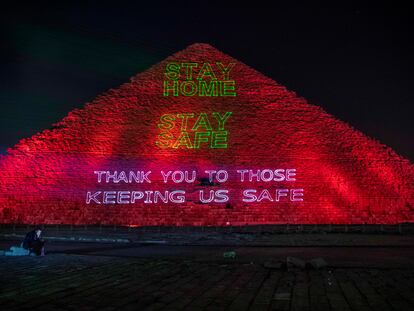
[1,237,414,310]
[1,253,414,311]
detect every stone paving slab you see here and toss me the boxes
[1,254,414,310]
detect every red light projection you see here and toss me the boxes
[0,43,413,226]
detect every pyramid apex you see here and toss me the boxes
[177,43,225,56]
[185,42,218,50]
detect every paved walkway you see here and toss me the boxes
[2,227,414,247]
[2,228,414,310]
[2,239,414,268]
[1,254,414,310]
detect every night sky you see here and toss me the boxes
[1,1,413,161]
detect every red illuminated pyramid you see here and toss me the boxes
[0,43,413,225]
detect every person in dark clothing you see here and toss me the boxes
[22,228,45,256]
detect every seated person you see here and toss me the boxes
[22,227,45,256]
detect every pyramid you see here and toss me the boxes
[0,43,413,226]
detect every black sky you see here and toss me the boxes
[1,1,413,160]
